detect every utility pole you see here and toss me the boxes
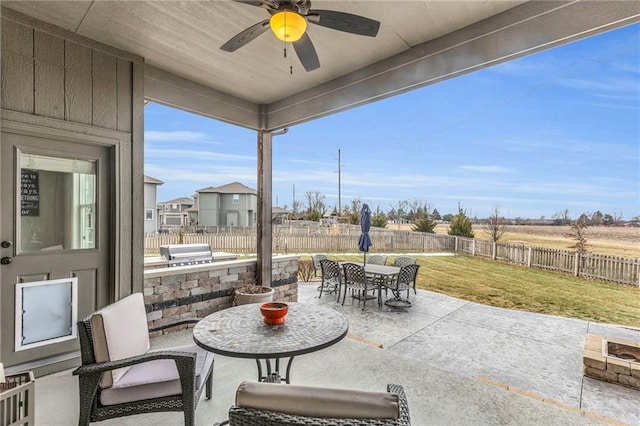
[337,149,342,216]
[292,184,296,217]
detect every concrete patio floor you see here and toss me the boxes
[35,282,639,425]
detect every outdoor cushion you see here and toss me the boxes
[90,293,151,388]
[235,381,400,419]
[100,344,214,405]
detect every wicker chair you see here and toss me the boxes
[312,254,329,277]
[72,293,214,426]
[366,254,387,265]
[228,382,411,426]
[342,262,379,309]
[319,259,342,299]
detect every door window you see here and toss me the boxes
[18,152,97,252]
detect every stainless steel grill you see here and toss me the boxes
[160,244,213,267]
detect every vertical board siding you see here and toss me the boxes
[91,51,117,129]
[1,19,34,113]
[34,30,64,119]
[2,19,129,130]
[64,41,92,124]
[116,58,132,133]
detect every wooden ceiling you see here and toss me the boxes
[3,1,639,130]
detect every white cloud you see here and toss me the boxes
[460,165,512,173]
[146,148,255,161]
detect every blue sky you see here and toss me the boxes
[145,23,639,220]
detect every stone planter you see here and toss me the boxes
[234,286,274,305]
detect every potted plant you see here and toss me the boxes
[232,284,274,305]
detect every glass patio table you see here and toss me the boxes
[193,302,348,383]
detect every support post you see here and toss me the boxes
[257,129,273,287]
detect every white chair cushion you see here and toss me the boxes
[90,293,151,388]
[235,381,399,419]
[100,344,214,406]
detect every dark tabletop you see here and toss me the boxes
[192,302,349,359]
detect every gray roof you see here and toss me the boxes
[196,182,257,195]
[159,197,193,205]
[144,175,164,185]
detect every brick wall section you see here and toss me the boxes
[144,255,299,336]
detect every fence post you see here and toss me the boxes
[472,240,476,256]
[454,237,458,253]
[492,242,496,260]
[527,246,532,268]
[574,252,580,276]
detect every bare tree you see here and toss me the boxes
[566,218,588,254]
[483,205,508,242]
[304,191,326,215]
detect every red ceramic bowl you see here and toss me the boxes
[260,302,288,325]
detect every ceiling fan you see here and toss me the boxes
[220,0,380,72]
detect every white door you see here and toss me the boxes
[0,130,111,368]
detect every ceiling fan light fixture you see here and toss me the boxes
[270,10,307,42]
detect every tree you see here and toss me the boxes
[447,205,474,238]
[304,191,326,216]
[602,213,614,226]
[483,205,507,242]
[349,198,362,225]
[431,208,442,221]
[305,210,321,222]
[566,219,588,254]
[552,209,571,226]
[442,213,454,222]
[371,207,388,228]
[412,213,437,233]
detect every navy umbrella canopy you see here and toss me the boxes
[358,203,372,264]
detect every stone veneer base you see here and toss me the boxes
[583,333,640,390]
[143,255,299,336]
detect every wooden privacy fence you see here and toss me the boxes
[454,236,639,286]
[145,232,639,287]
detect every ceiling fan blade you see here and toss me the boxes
[308,10,380,37]
[220,19,270,52]
[293,33,320,72]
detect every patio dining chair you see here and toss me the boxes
[383,264,420,307]
[228,381,412,425]
[342,262,379,309]
[393,256,418,295]
[367,254,387,265]
[319,258,342,299]
[312,253,328,277]
[393,256,417,267]
[73,293,214,426]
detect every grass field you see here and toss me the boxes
[325,254,640,328]
[391,223,640,259]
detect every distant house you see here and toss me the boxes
[195,182,257,227]
[144,175,163,234]
[158,197,194,229]
[272,207,291,225]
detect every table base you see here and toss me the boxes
[384,297,411,308]
[256,357,295,384]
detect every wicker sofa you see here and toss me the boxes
[227,381,411,426]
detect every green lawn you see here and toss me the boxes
[325,254,640,327]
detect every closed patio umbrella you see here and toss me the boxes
[358,203,372,265]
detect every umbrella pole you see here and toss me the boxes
[363,252,367,265]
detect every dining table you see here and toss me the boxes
[340,262,401,305]
[192,302,349,384]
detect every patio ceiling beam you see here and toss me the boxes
[265,0,640,131]
[144,65,260,130]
